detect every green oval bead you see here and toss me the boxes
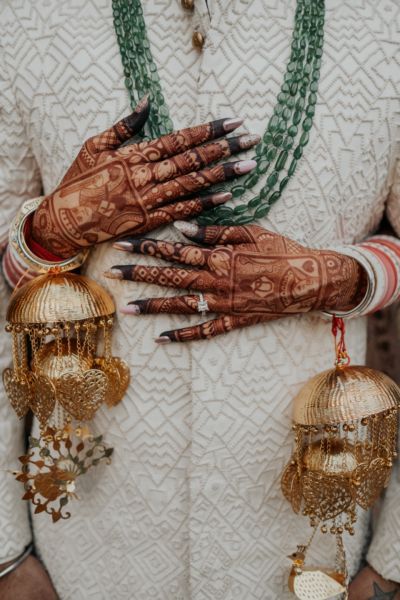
[255,143,265,157]
[288,158,298,176]
[290,82,298,96]
[266,147,278,161]
[312,69,320,81]
[267,171,279,188]
[263,132,274,144]
[214,206,234,217]
[306,104,315,117]
[268,115,279,132]
[302,117,313,131]
[245,172,259,187]
[278,92,288,104]
[258,185,270,200]
[275,150,288,171]
[273,133,284,147]
[287,61,296,73]
[282,82,290,94]
[287,96,296,109]
[288,125,298,137]
[257,158,271,175]
[254,203,271,219]
[310,80,318,92]
[233,204,250,215]
[300,131,309,146]
[282,107,292,121]
[294,145,303,159]
[269,190,282,203]
[231,185,246,198]
[293,111,302,126]
[278,120,286,134]
[274,104,284,116]
[283,136,295,150]
[248,195,262,209]
[296,97,305,111]
[279,176,290,192]
[308,92,317,105]
[235,215,255,225]
[219,218,236,225]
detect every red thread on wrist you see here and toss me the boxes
[24,214,64,262]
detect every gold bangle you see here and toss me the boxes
[9,197,89,274]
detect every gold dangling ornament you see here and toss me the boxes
[281,317,400,599]
[3,269,130,522]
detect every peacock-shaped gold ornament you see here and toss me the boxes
[281,318,400,600]
[3,271,130,521]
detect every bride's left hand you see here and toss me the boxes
[104,223,366,343]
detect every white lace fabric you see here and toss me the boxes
[0,1,399,597]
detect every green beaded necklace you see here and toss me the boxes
[112,0,325,226]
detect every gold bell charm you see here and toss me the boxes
[281,318,400,599]
[3,271,130,521]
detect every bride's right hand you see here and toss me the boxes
[32,95,259,258]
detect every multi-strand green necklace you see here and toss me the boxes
[112,0,325,226]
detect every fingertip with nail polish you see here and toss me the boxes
[155,336,172,345]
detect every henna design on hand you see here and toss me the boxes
[105,224,367,342]
[31,96,259,258]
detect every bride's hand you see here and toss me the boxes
[105,223,367,342]
[32,96,259,258]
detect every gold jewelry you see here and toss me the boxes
[281,317,400,598]
[9,196,89,274]
[3,271,130,522]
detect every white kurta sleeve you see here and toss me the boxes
[365,158,400,582]
[0,42,42,562]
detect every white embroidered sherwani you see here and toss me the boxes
[0,1,399,598]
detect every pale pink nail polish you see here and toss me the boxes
[174,221,199,237]
[103,269,123,280]
[239,134,261,149]
[223,118,244,133]
[234,159,257,175]
[155,336,172,344]
[120,304,141,315]
[113,240,134,251]
[212,192,232,205]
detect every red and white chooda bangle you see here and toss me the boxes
[329,235,400,318]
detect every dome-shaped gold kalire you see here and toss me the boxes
[7,272,115,324]
[282,363,400,599]
[293,365,400,425]
[2,271,130,522]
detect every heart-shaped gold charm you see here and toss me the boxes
[2,368,32,418]
[281,462,302,514]
[94,357,130,407]
[354,458,392,510]
[302,471,354,521]
[57,369,107,421]
[30,374,56,426]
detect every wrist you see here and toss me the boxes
[319,251,368,312]
[31,195,80,259]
